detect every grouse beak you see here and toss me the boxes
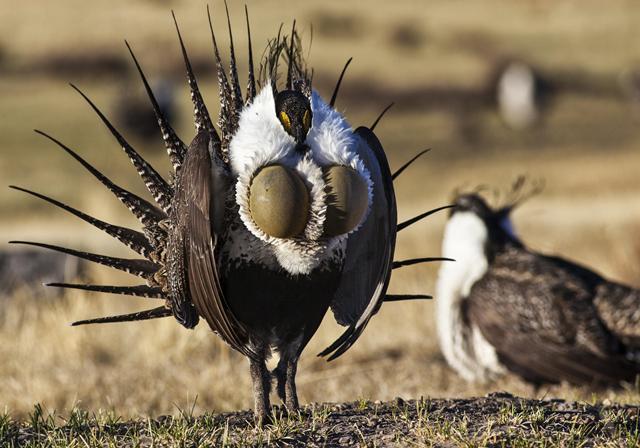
[293,124,307,146]
[496,205,514,219]
[295,142,310,154]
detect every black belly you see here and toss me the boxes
[222,261,342,351]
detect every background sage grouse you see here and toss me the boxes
[436,184,640,387]
[11,6,444,421]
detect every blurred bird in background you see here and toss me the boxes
[489,59,555,131]
[114,78,178,144]
[435,180,640,387]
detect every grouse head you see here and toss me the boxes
[228,33,372,276]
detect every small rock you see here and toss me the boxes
[486,391,515,399]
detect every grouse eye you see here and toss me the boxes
[279,111,292,133]
[323,165,369,237]
[302,109,312,132]
[249,165,310,238]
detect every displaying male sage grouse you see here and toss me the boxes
[11,7,444,421]
[436,184,640,387]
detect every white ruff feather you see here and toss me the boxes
[436,211,504,382]
[307,91,374,241]
[228,85,371,275]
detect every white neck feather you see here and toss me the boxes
[435,212,501,381]
[226,86,372,275]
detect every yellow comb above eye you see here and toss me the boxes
[303,109,311,130]
[279,111,291,132]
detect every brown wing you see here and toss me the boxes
[171,131,256,360]
[594,282,640,348]
[319,126,397,361]
[467,247,639,385]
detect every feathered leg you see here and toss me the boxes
[274,356,299,412]
[284,358,299,411]
[249,347,271,424]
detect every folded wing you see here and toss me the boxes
[319,126,397,361]
[170,131,257,360]
[467,249,640,384]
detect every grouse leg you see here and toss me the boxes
[274,357,287,405]
[274,356,299,411]
[249,353,271,424]
[284,357,299,411]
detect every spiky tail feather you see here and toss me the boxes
[14,9,258,326]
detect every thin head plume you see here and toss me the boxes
[392,148,430,181]
[224,0,244,112]
[501,175,545,213]
[10,185,152,257]
[33,129,167,231]
[171,11,216,135]
[329,57,352,108]
[286,20,297,90]
[244,5,256,103]
[69,83,173,213]
[259,23,285,92]
[392,257,455,270]
[71,306,172,326]
[124,39,187,170]
[397,204,454,232]
[306,23,314,59]
[370,102,394,131]
[450,183,492,206]
[273,24,283,88]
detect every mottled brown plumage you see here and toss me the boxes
[437,192,640,387]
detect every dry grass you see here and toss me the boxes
[3,396,640,446]
[1,0,640,428]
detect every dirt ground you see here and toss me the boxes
[3,394,639,447]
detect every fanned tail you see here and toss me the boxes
[71,306,172,326]
[10,185,152,257]
[392,257,455,270]
[224,0,244,114]
[70,84,174,213]
[125,40,187,171]
[34,130,167,247]
[329,58,352,108]
[10,241,159,280]
[207,5,234,150]
[172,11,216,136]
[47,283,164,299]
[19,8,261,328]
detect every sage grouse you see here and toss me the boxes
[436,189,640,387]
[12,7,444,420]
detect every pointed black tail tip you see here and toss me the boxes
[316,347,333,358]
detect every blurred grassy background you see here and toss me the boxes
[1,0,640,418]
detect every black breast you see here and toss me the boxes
[222,260,343,348]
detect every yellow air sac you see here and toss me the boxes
[249,165,310,238]
[324,165,369,237]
